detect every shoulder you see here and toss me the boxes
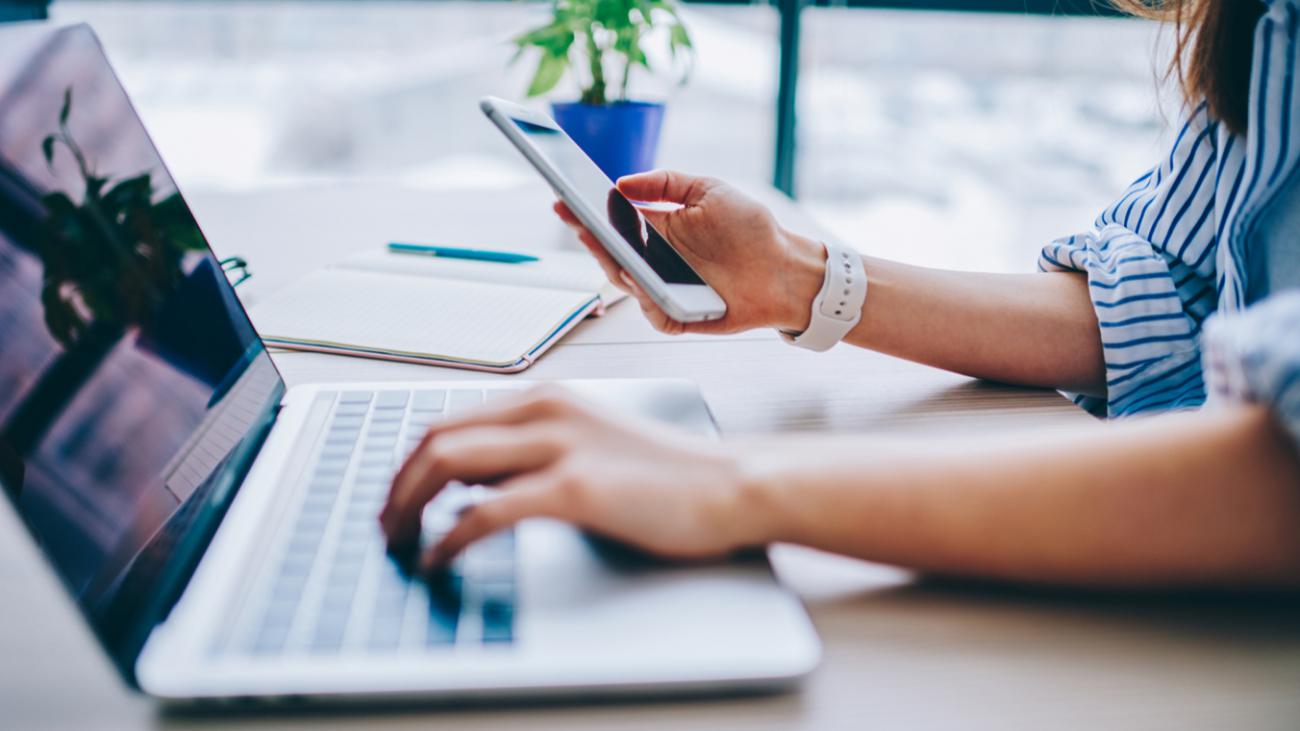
[1259,0,1299,23]
[1261,0,1299,12]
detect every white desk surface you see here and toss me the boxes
[4,181,1299,730]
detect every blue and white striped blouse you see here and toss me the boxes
[1038,0,1300,450]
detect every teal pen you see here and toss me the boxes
[388,242,540,264]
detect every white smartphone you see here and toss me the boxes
[480,96,727,323]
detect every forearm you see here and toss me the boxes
[738,404,1300,588]
[847,256,1102,392]
[777,232,1105,393]
[847,257,1105,394]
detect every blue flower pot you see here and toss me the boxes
[551,100,665,182]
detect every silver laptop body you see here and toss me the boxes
[0,23,819,706]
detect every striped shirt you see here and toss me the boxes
[1038,0,1300,450]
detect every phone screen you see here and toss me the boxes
[506,116,705,286]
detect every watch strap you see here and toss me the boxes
[780,241,867,352]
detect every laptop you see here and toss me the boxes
[0,24,819,704]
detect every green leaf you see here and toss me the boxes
[103,174,153,212]
[513,21,566,48]
[593,0,630,31]
[41,135,55,167]
[527,0,691,98]
[527,50,569,97]
[647,0,680,16]
[59,87,72,125]
[670,22,692,51]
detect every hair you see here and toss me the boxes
[1111,0,1265,134]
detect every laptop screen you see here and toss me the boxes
[0,25,282,660]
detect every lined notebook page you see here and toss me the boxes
[250,270,595,368]
[341,249,626,306]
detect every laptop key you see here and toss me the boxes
[311,630,346,653]
[368,625,403,652]
[301,490,337,508]
[331,413,366,428]
[319,445,354,462]
[274,574,309,597]
[335,402,369,417]
[481,599,514,644]
[324,435,359,452]
[369,408,403,424]
[339,391,375,404]
[411,390,447,412]
[358,452,392,467]
[426,604,458,646]
[315,459,349,477]
[262,596,301,624]
[407,412,436,429]
[445,390,484,415]
[375,390,411,409]
[252,626,291,654]
[286,530,323,552]
[362,437,397,453]
[278,557,314,578]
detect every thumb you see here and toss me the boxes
[616,169,715,207]
[636,206,673,231]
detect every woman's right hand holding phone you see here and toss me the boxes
[553,169,827,336]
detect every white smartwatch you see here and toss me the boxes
[779,241,867,352]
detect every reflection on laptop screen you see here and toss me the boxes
[0,26,281,657]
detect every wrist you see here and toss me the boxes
[727,443,794,547]
[775,231,828,332]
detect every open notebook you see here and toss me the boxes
[250,249,624,372]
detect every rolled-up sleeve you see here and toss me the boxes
[1203,292,1300,451]
[1039,106,1225,417]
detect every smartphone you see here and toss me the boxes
[480,96,727,323]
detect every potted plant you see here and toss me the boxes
[514,0,693,181]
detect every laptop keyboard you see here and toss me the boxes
[243,388,518,656]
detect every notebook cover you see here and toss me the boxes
[260,296,601,373]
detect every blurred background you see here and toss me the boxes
[4,0,1180,272]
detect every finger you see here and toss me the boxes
[617,273,738,336]
[390,387,579,506]
[552,201,635,292]
[616,169,718,207]
[394,387,572,483]
[574,232,633,294]
[636,206,674,234]
[422,475,560,570]
[619,271,664,315]
[552,200,581,227]
[383,423,563,546]
[554,203,615,257]
[617,272,691,335]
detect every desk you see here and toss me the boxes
[3,182,1299,730]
